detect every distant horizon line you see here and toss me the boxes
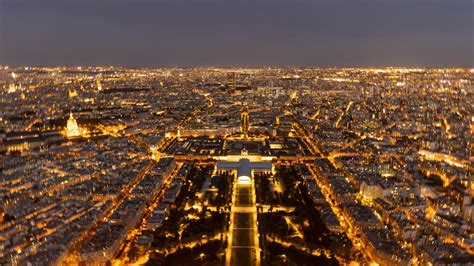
[1,64,472,69]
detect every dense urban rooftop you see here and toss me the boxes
[0,66,473,265]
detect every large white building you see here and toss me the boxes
[216,158,272,184]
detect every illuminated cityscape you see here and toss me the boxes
[0,0,473,264]
[0,66,472,265]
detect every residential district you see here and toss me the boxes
[0,66,472,266]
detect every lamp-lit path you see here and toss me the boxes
[226,180,260,266]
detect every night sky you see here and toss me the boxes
[0,0,472,67]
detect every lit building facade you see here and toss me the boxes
[66,113,81,138]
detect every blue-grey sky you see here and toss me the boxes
[0,0,472,67]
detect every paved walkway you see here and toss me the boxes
[226,182,260,266]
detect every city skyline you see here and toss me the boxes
[0,66,472,265]
[0,0,473,265]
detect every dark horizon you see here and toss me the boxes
[0,0,472,67]
[2,65,473,69]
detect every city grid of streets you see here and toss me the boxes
[0,66,473,265]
